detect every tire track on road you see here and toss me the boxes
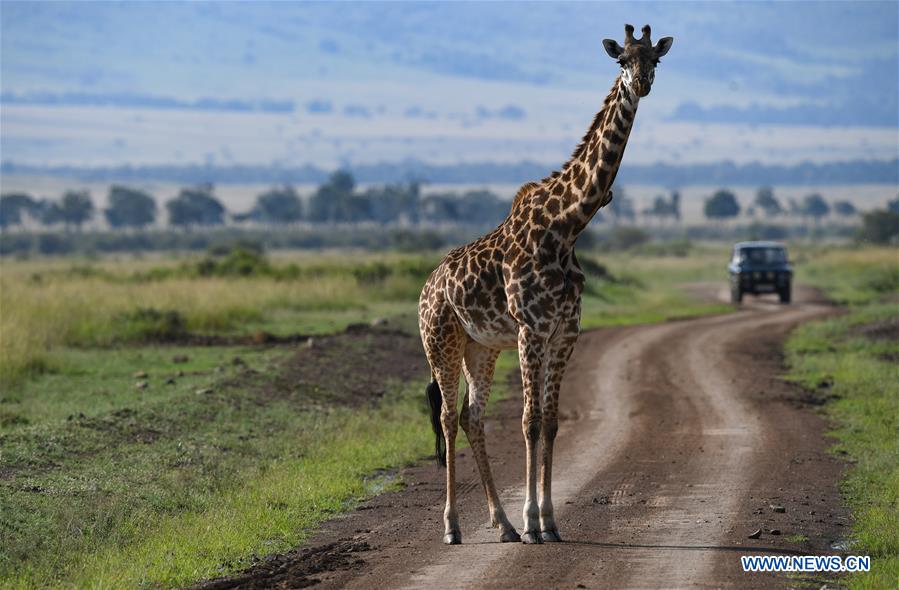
[200,288,844,590]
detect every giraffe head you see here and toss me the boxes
[602,24,673,98]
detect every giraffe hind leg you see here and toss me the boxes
[421,313,466,545]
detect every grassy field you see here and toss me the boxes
[1,323,440,588]
[34,240,899,586]
[0,242,736,588]
[0,244,732,390]
[0,249,434,389]
[787,247,898,589]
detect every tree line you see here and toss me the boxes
[1,172,895,232]
[701,186,867,223]
[0,171,514,230]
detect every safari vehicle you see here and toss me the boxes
[728,241,792,304]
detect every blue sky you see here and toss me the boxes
[1,1,897,168]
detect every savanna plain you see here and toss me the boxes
[0,243,895,589]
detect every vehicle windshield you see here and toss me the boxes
[740,247,786,264]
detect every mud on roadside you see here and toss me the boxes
[226,321,430,409]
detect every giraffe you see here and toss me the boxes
[418,24,673,545]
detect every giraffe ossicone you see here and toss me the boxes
[418,24,673,545]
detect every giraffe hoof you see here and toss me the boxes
[443,531,462,545]
[521,531,543,544]
[541,530,563,543]
[500,529,521,543]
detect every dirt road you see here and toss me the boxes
[202,286,850,590]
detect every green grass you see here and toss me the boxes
[0,245,739,588]
[1,345,435,588]
[0,247,734,388]
[236,301,415,337]
[786,248,898,590]
[65,396,430,589]
[0,330,522,589]
[793,245,898,306]
[579,246,734,327]
[0,251,441,387]
[0,345,268,428]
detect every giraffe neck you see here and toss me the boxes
[548,74,639,239]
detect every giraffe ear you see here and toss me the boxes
[602,39,623,59]
[654,37,673,57]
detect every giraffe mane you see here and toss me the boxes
[511,181,540,209]
[538,74,622,186]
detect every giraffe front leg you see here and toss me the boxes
[518,326,547,544]
[539,390,560,544]
[461,343,521,543]
[540,319,579,542]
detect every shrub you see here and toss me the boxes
[118,308,187,341]
[37,233,67,255]
[856,210,899,245]
[577,256,612,280]
[747,222,789,241]
[352,262,393,284]
[602,226,650,251]
[393,258,439,281]
[862,266,899,295]
[198,247,271,277]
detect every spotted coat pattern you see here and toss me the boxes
[418,25,672,545]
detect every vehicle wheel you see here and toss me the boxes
[731,284,743,303]
[779,283,791,304]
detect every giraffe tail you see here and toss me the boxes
[426,378,446,467]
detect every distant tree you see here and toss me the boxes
[252,186,303,224]
[642,190,681,223]
[339,192,372,222]
[105,185,156,229]
[0,192,41,227]
[309,170,356,222]
[704,189,740,221]
[329,170,356,194]
[166,184,225,227]
[420,189,506,225]
[457,189,507,224]
[366,182,421,224]
[753,186,783,217]
[670,190,681,222]
[40,202,64,226]
[832,200,857,217]
[802,193,830,222]
[420,193,458,222]
[856,209,899,244]
[643,195,668,222]
[887,196,899,214]
[607,183,636,224]
[55,190,94,230]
